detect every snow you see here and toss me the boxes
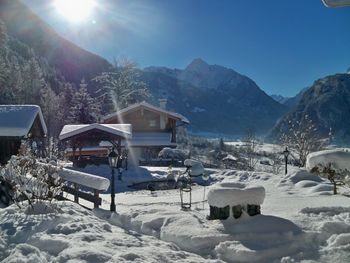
[184,159,205,176]
[60,167,110,191]
[158,147,187,160]
[59,123,132,141]
[207,182,265,207]
[3,146,350,262]
[0,201,208,262]
[306,149,350,171]
[0,105,47,137]
[223,154,237,161]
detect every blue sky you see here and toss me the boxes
[24,0,350,97]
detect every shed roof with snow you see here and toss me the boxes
[102,101,190,124]
[59,123,132,141]
[0,105,47,138]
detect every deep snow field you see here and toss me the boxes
[2,156,350,262]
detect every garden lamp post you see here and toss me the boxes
[108,148,118,212]
[283,147,290,175]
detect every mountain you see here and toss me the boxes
[271,73,350,141]
[283,87,308,109]
[0,0,111,90]
[142,59,288,135]
[270,94,289,104]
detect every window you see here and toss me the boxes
[149,120,156,127]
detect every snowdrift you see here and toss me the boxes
[306,149,350,172]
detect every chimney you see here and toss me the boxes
[159,99,167,110]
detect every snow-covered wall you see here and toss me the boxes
[306,149,350,172]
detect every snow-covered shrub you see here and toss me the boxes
[306,149,350,195]
[0,143,63,208]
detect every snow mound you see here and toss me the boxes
[208,182,265,207]
[306,149,350,172]
[0,201,208,262]
[300,206,350,216]
[282,169,324,184]
[215,215,307,263]
[24,201,59,215]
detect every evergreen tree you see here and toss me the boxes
[40,85,60,137]
[21,57,45,104]
[68,80,100,124]
[0,20,8,49]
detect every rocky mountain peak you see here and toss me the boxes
[185,58,210,73]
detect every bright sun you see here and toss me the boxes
[55,0,95,22]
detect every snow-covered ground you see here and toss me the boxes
[2,161,350,262]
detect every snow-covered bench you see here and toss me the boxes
[207,182,265,220]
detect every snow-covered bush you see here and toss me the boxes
[0,143,63,208]
[306,149,350,195]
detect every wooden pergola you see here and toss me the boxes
[59,123,132,161]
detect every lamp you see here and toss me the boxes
[108,148,119,212]
[283,147,290,175]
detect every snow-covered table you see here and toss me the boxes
[207,182,265,220]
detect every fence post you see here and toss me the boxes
[94,189,99,209]
[74,183,79,203]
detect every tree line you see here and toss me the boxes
[0,20,150,138]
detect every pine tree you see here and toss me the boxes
[40,85,60,137]
[0,20,8,49]
[68,80,100,124]
[21,57,45,104]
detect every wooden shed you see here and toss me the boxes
[0,105,47,164]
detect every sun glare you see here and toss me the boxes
[55,0,95,22]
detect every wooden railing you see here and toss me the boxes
[59,167,110,209]
[39,163,110,209]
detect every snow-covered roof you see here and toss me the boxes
[100,132,176,147]
[0,105,47,137]
[103,101,190,124]
[59,124,132,141]
[208,182,265,208]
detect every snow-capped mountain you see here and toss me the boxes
[270,94,290,104]
[142,59,288,135]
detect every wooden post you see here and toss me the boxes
[74,183,79,203]
[94,189,99,209]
